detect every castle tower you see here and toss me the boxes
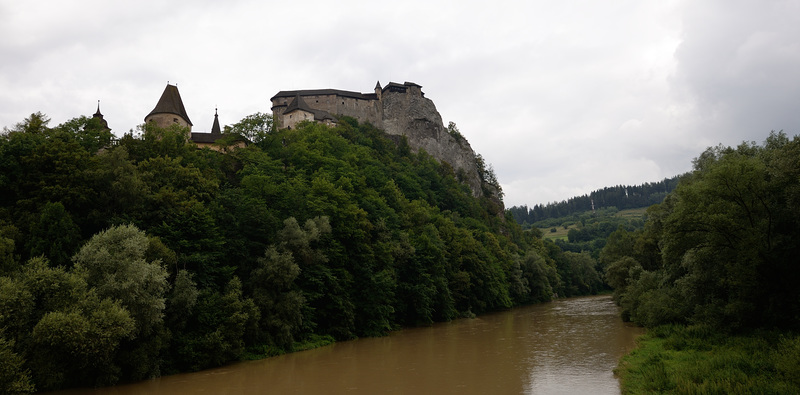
[145,83,193,130]
[375,80,382,101]
[92,100,110,130]
[282,94,318,129]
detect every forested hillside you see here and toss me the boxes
[508,176,681,226]
[0,113,604,393]
[605,132,800,392]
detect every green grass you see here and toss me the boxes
[540,224,575,240]
[615,207,647,219]
[243,334,336,360]
[616,324,800,394]
[538,208,647,240]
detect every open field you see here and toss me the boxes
[538,207,648,240]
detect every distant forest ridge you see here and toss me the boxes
[508,176,683,225]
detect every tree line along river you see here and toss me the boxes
[48,295,642,395]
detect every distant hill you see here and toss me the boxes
[508,176,683,225]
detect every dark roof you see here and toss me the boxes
[382,82,407,93]
[381,81,424,96]
[190,109,225,144]
[145,84,193,126]
[190,132,221,144]
[210,108,221,134]
[93,100,103,118]
[92,100,110,130]
[284,94,311,114]
[271,81,422,103]
[271,88,377,102]
[191,132,248,144]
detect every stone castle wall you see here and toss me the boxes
[145,113,192,131]
[271,93,383,129]
[283,109,315,129]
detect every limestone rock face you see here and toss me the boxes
[381,90,483,198]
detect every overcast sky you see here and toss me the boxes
[2,0,798,207]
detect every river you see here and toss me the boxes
[50,295,642,395]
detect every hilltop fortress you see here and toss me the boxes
[270,81,421,131]
[140,81,493,199]
[271,81,487,198]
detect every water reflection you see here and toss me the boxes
[51,295,642,395]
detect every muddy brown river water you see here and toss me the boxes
[51,295,643,395]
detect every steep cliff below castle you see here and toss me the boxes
[381,91,488,201]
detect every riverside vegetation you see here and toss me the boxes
[602,132,800,393]
[0,113,606,393]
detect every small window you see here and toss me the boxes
[173,118,178,123]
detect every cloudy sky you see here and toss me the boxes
[2,0,798,207]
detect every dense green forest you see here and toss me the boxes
[604,132,800,392]
[508,176,681,226]
[0,112,606,393]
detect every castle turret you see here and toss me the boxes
[92,100,110,130]
[375,81,382,100]
[145,83,193,130]
[210,108,221,134]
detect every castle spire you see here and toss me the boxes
[92,99,110,130]
[211,107,221,134]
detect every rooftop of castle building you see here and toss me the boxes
[270,81,423,103]
[146,83,193,126]
[271,88,377,102]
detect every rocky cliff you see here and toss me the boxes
[381,90,485,199]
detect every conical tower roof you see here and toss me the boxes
[284,93,312,114]
[211,108,221,134]
[145,83,193,126]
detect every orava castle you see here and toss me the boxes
[270,81,423,131]
[106,80,487,197]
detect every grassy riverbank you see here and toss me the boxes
[616,324,800,393]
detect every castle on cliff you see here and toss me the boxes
[136,81,490,199]
[270,81,424,130]
[142,81,428,142]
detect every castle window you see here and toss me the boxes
[173,118,178,123]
